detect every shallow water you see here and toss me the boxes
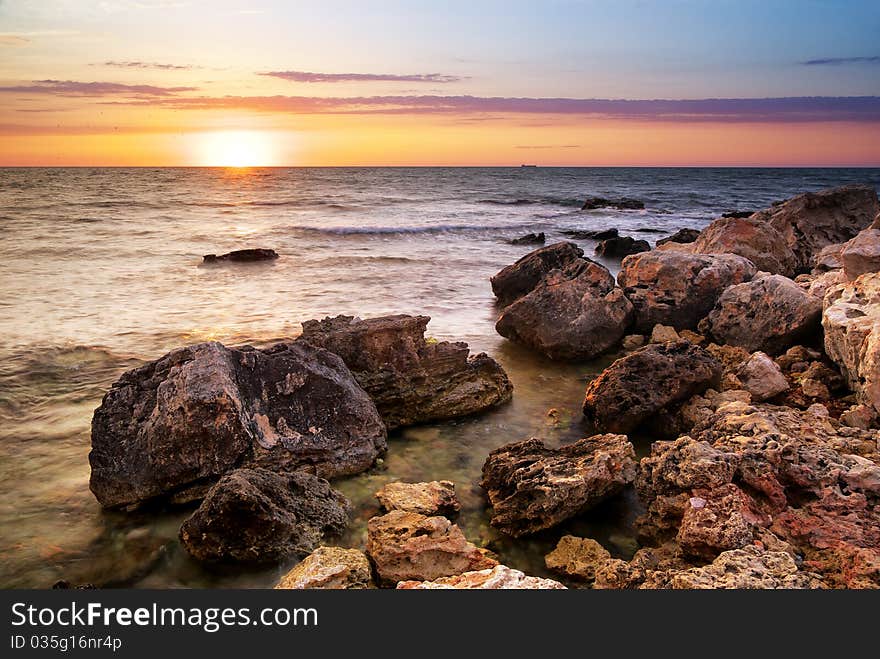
[1,167,878,588]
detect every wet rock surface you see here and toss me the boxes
[490,241,586,307]
[202,248,279,264]
[656,228,700,247]
[581,196,644,211]
[595,236,650,258]
[510,232,546,246]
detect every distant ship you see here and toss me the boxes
[520,164,538,168]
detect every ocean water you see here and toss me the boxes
[1,166,878,588]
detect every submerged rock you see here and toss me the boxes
[490,241,585,307]
[366,511,496,585]
[480,435,637,537]
[595,235,650,258]
[375,480,460,516]
[203,248,279,263]
[89,341,387,509]
[699,274,822,354]
[581,196,644,211]
[397,565,566,589]
[583,341,722,434]
[617,251,756,332]
[656,228,700,247]
[689,216,797,276]
[561,228,619,240]
[495,259,633,360]
[179,468,350,564]
[299,314,511,430]
[510,232,546,246]
[274,546,373,590]
[545,536,611,583]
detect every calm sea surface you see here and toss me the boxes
[2,167,879,587]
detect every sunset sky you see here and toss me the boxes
[1,0,879,166]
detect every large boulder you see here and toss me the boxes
[582,341,722,434]
[179,468,350,564]
[823,272,880,414]
[89,341,387,509]
[617,251,756,332]
[375,480,460,516]
[298,314,511,430]
[495,260,633,360]
[754,184,880,272]
[840,228,880,280]
[699,274,822,354]
[397,565,566,589]
[480,435,637,537]
[490,241,585,307]
[365,511,497,585]
[689,216,797,276]
[274,546,374,589]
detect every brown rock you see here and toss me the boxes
[480,435,637,537]
[545,536,611,582]
[618,251,757,332]
[736,351,790,401]
[676,484,759,558]
[650,324,680,344]
[299,314,511,430]
[490,241,586,307]
[583,341,722,434]
[375,480,460,516]
[366,511,497,585]
[690,216,797,276]
[622,334,646,350]
[841,228,880,280]
[595,235,650,258]
[397,565,565,589]
[665,546,826,589]
[275,546,374,589]
[656,228,700,247]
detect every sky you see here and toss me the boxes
[1,0,879,166]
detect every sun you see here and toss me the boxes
[198,130,275,167]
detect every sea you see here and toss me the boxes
[1,166,879,588]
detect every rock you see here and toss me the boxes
[650,324,680,344]
[299,315,511,430]
[490,241,586,307]
[494,260,633,360]
[365,511,497,585]
[618,251,757,332]
[397,565,566,589]
[544,536,611,582]
[840,228,880,280]
[656,228,701,247]
[679,329,705,345]
[753,184,880,272]
[622,334,646,351]
[665,546,825,589]
[699,274,822,354]
[840,404,877,430]
[375,480,460,516]
[583,342,722,434]
[823,272,880,414]
[676,484,759,558]
[689,216,798,276]
[274,546,373,589]
[581,196,644,211]
[203,248,279,263]
[736,352,790,401]
[179,468,350,564]
[481,435,637,537]
[721,210,755,219]
[89,341,387,509]
[510,232,545,246]
[561,228,619,240]
[803,269,847,299]
[813,243,846,272]
[595,236,650,258]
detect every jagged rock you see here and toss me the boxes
[581,196,644,211]
[622,334,646,350]
[583,342,722,434]
[665,546,826,589]
[618,251,756,332]
[823,272,880,414]
[490,241,586,307]
[545,536,611,582]
[840,228,880,280]
[365,511,496,585]
[179,468,350,564]
[813,243,846,272]
[753,184,880,272]
[840,404,877,430]
[803,269,847,299]
[495,260,633,360]
[595,236,650,258]
[510,232,545,246]
[656,228,700,247]
[736,351,790,401]
[650,324,680,344]
[89,341,387,509]
[274,546,374,589]
[676,484,760,558]
[481,435,637,537]
[299,314,511,430]
[203,248,279,263]
[397,565,565,589]
[690,216,797,276]
[375,480,460,516]
[699,274,822,354]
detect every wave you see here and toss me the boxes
[286,221,539,236]
[477,197,583,207]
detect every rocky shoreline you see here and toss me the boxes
[84,183,879,589]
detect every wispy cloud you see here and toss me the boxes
[516,144,581,149]
[108,94,880,123]
[801,56,880,66]
[94,61,194,70]
[260,71,464,84]
[0,30,78,46]
[0,80,196,97]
